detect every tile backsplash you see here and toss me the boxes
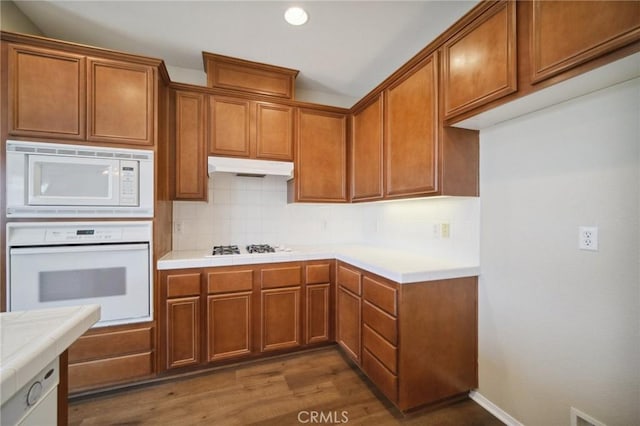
[173,173,479,263]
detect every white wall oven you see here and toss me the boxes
[6,140,154,218]
[7,221,153,327]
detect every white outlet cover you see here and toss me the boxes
[579,226,599,251]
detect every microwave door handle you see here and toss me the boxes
[10,244,148,256]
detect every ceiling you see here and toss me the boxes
[13,1,479,107]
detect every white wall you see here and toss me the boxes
[0,0,43,35]
[478,78,640,426]
[172,173,479,262]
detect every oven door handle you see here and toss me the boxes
[10,243,148,255]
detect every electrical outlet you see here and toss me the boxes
[579,226,598,251]
[441,223,450,239]
[174,222,183,233]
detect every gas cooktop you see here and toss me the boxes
[210,244,288,256]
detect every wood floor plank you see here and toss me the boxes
[69,347,502,426]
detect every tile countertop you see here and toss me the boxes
[0,305,100,405]
[158,245,480,284]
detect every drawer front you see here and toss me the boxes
[167,273,201,298]
[363,276,397,316]
[69,326,153,363]
[207,269,253,293]
[337,265,361,296]
[362,349,398,403]
[261,265,302,289]
[306,263,331,284]
[69,351,154,392]
[363,325,397,374]
[362,301,397,346]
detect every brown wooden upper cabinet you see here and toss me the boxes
[87,58,155,145]
[292,108,348,202]
[530,0,640,83]
[174,89,207,200]
[384,54,438,198]
[351,93,384,202]
[208,96,294,161]
[441,0,517,119]
[7,44,156,145]
[8,44,86,139]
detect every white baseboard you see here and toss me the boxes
[469,390,524,426]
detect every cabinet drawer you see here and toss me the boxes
[207,269,253,293]
[363,276,396,316]
[261,265,302,289]
[362,349,398,403]
[69,327,153,363]
[167,273,201,298]
[362,301,397,346]
[337,265,361,295]
[363,325,397,374]
[306,263,331,284]
[69,351,154,392]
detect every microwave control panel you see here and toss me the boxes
[119,160,139,206]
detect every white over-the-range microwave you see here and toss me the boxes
[6,140,154,217]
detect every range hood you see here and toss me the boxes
[207,156,294,178]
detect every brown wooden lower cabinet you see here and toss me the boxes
[336,261,478,412]
[158,261,334,374]
[67,324,155,393]
[166,296,201,369]
[336,286,361,362]
[305,283,331,344]
[207,292,252,361]
[261,287,301,351]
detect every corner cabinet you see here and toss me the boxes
[173,89,207,200]
[441,0,517,119]
[384,54,438,198]
[335,262,478,412]
[351,93,384,202]
[292,107,348,202]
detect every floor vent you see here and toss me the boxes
[571,407,607,426]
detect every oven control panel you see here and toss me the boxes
[45,228,124,242]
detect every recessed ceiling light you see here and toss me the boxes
[284,7,308,26]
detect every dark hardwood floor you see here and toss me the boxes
[69,347,502,425]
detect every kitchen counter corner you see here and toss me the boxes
[0,305,100,405]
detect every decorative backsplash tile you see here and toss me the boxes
[172,173,479,263]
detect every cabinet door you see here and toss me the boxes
[531,0,640,83]
[207,292,252,361]
[351,94,383,201]
[442,0,516,118]
[174,90,207,200]
[8,44,85,139]
[166,296,200,369]
[261,287,301,351]
[384,54,438,198]
[306,283,330,344]
[255,102,294,161]
[208,96,251,157]
[87,58,154,144]
[295,108,347,202]
[337,286,361,362]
